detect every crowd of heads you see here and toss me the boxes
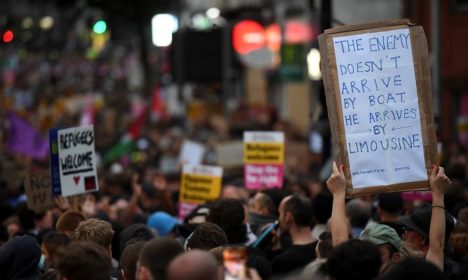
[0,150,467,280]
[0,168,467,280]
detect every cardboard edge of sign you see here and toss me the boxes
[24,171,56,212]
[318,19,437,198]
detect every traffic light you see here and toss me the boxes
[93,20,107,34]
[2,30,13,43]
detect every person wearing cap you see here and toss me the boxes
[360,223,401,273]
[147,211,181,237]
[399,166,455,274]
[327,163,454,274]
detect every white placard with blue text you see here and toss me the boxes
[57,125,99,196]
[333,28,427,188]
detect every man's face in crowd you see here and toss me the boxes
[37,211,53,230]
[249,193,265,215]
[402,228,426,251]
[278,196,291,233]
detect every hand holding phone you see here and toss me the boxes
[223,246,248,280]
[251,220,279,249]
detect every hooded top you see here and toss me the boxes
[0,235,41,280]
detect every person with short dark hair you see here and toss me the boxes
[3,216,23,240]
[120,240,146,280]
[41,231,71,269]
[57,241,113,280]
[119,223,155,255]
[271,194,317,276]
[380,258,444,280]
[185,222,227,251]
[248,192,277,235]
[16,203,53,238]
[207,199,247,245]
[346,198,371,238]
[327,239,382,280]
[376,193,405,236]
[136,237,184,280]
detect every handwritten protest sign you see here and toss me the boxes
[49,125,99,197]
[244,131,284,189]
[24,172,55,212]
[319,20,437,196]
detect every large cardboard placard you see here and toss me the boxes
[24,172,55,212]
[318,20,437,197]
[50,125,99,197]
[243,131,285,189]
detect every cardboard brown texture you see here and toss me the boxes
[245,68,268,106]
[285,82,310,135]
[24,171,56,212]
[318,20,437,197]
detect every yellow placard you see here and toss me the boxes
[243,142,284,164]
[179,173,222,204]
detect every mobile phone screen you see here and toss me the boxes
[223,246,248,280]
[251,220,278,248]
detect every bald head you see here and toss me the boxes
[250,192,276,216]
[167,250,220,280]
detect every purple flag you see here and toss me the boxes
[7,112,49,160]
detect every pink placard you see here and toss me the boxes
[178,202,198,221]
[401,191,432,202]
[244,164,283,190]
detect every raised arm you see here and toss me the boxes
[326,161,349,247]
[426,165,451,270]
[122,174,142,227]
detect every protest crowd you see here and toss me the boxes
[1,25,468,280]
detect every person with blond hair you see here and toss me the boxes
[72,218,114,257]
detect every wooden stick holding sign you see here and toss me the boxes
[318,19,437,197]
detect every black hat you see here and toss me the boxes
[399,203,455,241]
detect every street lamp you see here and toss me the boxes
[151,14,178,47]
